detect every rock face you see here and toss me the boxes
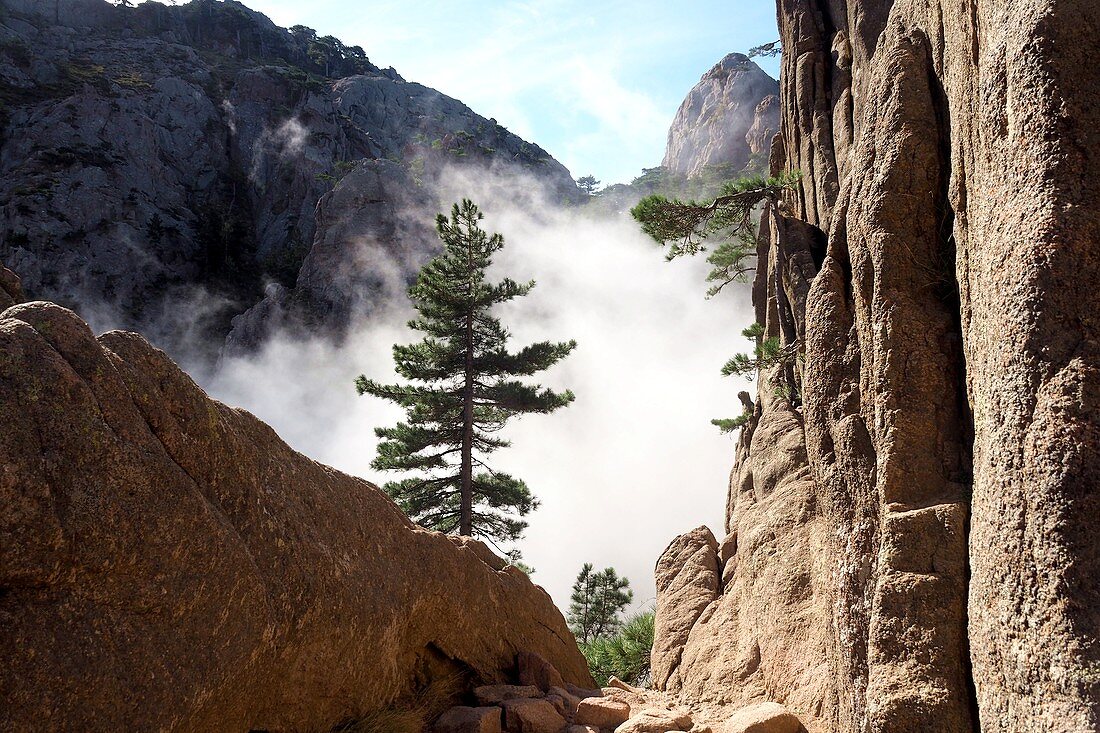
[0,297,592,732]
[0,262,23,308]
[662,53,779,178]
[0,0,578,364]
[654,1,1100,732]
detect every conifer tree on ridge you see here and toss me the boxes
[356,199,576,543]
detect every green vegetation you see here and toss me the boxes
[748,40,783,58]
[64,60,107,84]
[356,200,575,544]
[711,323,801,432]
[631,172,800,297]
[631,173,802,434]
[314,159,358,186]
[720,322,797,379]
[582,611,655,687]
[568,564,652,686]
[576,174,601,195]
[289,25,373,78]
[113,69,151,89]
[568,564,633,644]
[506,552,536,576]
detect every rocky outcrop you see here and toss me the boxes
[652,527,720,690]
[0,262,23,308]
[222,157,435,353]
[0,0,578,364]
[0,297,592,732]
[663,54,779,178]
[655,1,1100,732]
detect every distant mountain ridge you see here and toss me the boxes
[663,52,779,179]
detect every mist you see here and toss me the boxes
[206,166,756,614]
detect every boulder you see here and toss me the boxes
[475,685,544,706]
[0,301,593,732]
[435,706,505,733]
[501,697,567,733]
[606,676,645,694]
[652,526,720,689]
[575,697,630,728]
[600,686,647,711]
[714,702,800,733]
[548,686,581,713]
[546,687,581,718]
[614,708,693,733]
[518,650,567,692]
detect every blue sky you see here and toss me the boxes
[241,0,781,184]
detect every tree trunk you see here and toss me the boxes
[459,240,475,536]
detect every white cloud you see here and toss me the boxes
[207,165,756,614]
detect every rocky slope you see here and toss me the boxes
[0,289,592,732]
[0,0,577,365]
[662,53,779,179]
[653,1,1100,732]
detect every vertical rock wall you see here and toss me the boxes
[654,1,1100,732]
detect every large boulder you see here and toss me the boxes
[0,300,592,732]
[652,526,720,690]
[714,702,801,733]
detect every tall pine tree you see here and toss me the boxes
[568,563,634,644]
[356,199,576,543]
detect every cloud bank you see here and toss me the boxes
[207,166,756,613]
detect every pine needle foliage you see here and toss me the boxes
[712,323,799,434]
[568,563,633,644]
[582,611,655,687]
[748,40,782,58]
[711,413,751,434]
[356,199,576,543]
[721,324,799,379]
[630,173,800,297]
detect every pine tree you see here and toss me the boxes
[630,172,800,297]
[356,199,576,543]
[568,563,634,644]
[581,610,655,686]
[576,174,601,196]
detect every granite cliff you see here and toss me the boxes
[653,1,1100,732]
[0,0,578,365]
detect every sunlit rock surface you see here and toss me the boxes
[653,1,1100,731]
[662,53,779,178]
[0,295,592,732]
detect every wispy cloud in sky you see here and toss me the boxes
[241,0,780,183]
